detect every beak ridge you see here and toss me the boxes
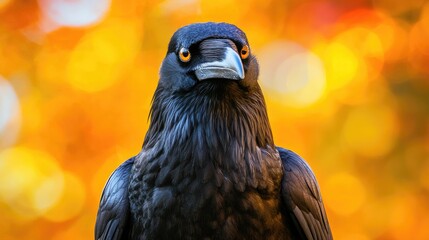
[194,47,245,81]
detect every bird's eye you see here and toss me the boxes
[240,45,250,59]
[179,48,191,62]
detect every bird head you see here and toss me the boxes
[158,22,259,92]
[145,22,273,150]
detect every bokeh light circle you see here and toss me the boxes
[259,41,326,108]
[0,0,12,10]
[43,172,86,222]
[0,147,64,219]
[324,172,366,216]
[322,42,359,91]
[38,0,111,27]
[0,77,21,148]
[334,26,384,81]
[341,104,398,158]
[66,20,141,92]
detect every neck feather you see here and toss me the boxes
[143,82,274,166]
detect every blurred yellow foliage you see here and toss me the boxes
[0,0,428,239]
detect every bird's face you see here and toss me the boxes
[159,22,259,92]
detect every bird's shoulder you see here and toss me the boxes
[95,157,135,240]
[277,147,333,240]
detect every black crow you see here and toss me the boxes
[95,22,332,240]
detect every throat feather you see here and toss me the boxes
[144,83,274,165]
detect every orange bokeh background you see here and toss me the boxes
[1,0,429,239]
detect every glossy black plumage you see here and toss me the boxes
[95,22,332,240]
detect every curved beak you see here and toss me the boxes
[194,47,245,81]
